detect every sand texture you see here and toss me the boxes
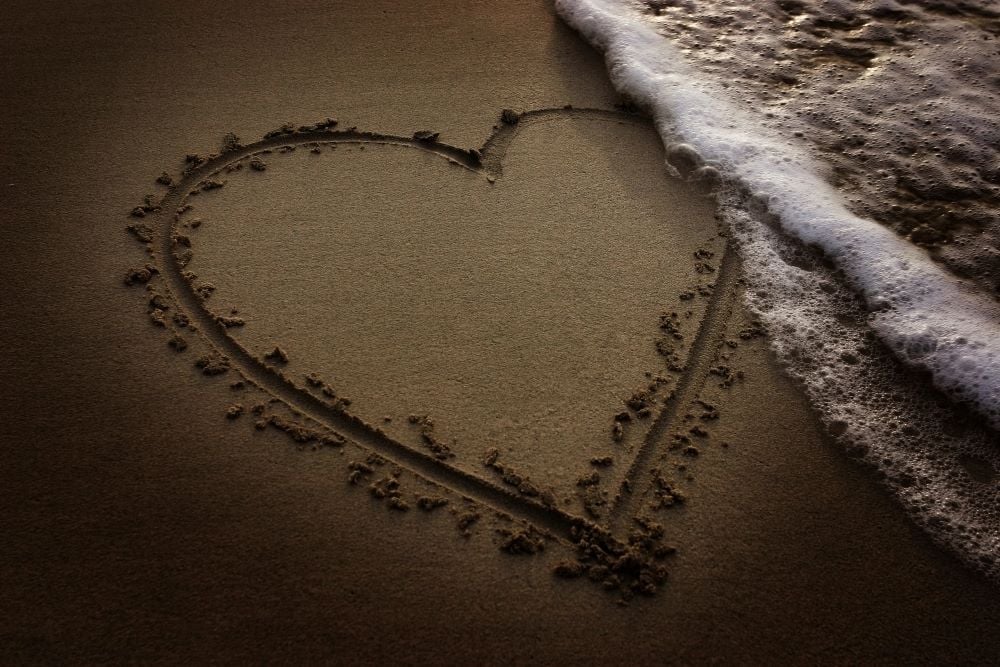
[3,0,1000,663]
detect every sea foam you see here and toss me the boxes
[556,0,1000,428]
[556,0,1000,576]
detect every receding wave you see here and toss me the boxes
[556,0,1000,578]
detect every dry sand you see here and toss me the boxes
[186,111,721,510]
[3,0,1000,663]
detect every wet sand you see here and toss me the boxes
[3,0,1000,663]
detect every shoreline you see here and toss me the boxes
[2,0,1000,663]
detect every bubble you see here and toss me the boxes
[665,142,704,176]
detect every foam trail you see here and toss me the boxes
[555,0,1000,428]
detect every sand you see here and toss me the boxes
[184,110,722,513]
[3,0,1000,663]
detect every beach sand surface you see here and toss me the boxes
[3,0,1000,663]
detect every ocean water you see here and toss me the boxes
[556,0,1000,577]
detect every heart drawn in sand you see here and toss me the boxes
[130,107,733,549]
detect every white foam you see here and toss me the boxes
[722,187,1000,579]
[557,0,1000,580]
[555,0,1000,428]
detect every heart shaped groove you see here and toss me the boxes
[143,107,736,540]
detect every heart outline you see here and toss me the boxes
[141,107,736,540]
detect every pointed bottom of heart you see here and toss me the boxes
[180,113,722,518]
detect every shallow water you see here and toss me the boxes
[640,0,1000,290]
[556,0,1000,579]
